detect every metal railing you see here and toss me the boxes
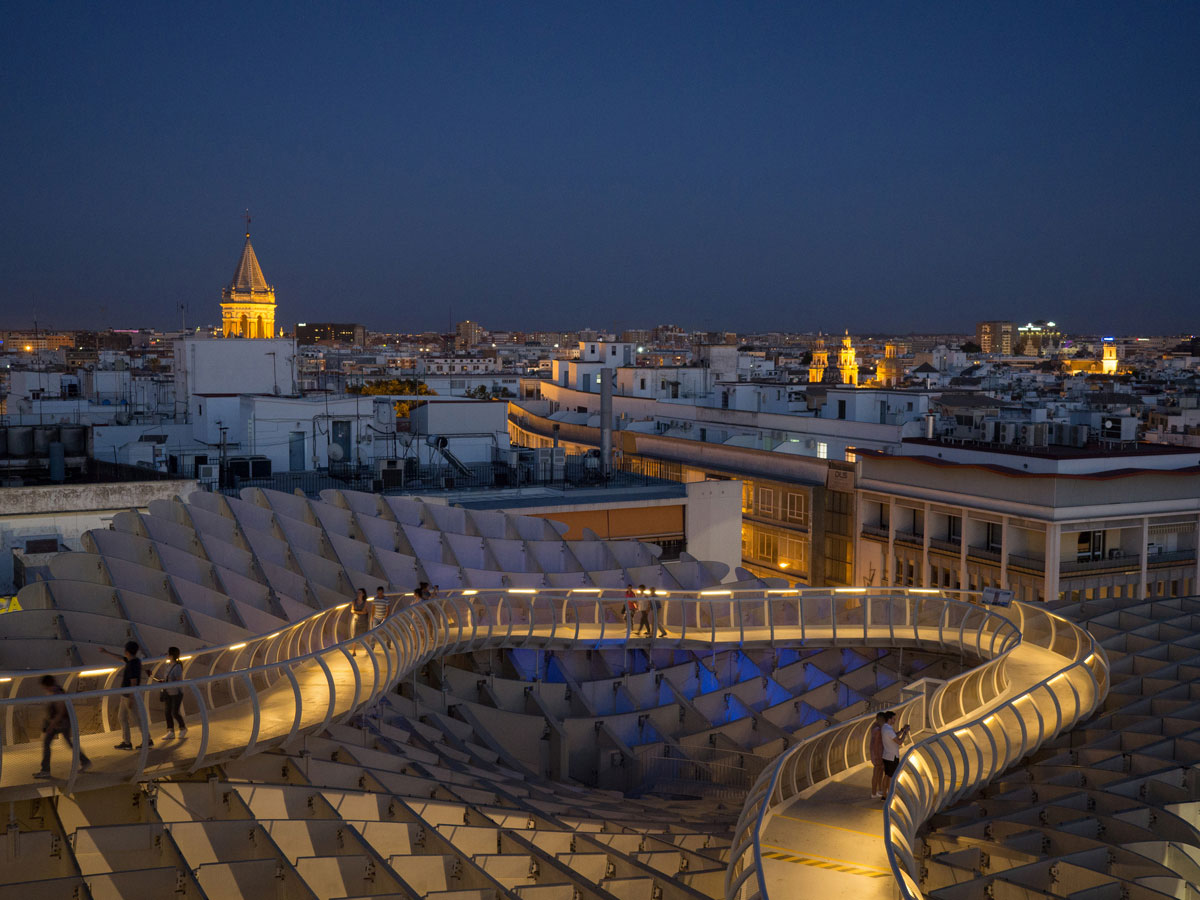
[631,752,765,796]
[722,597,1109,900]
[723,592,1021,900]
[218,454,678,499]
[1060,552,1140,573]
[0,588,1009,798]
[883,601,1107,900]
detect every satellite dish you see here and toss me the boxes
[328,444,344,462]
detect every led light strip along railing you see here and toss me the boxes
[0,588,1024,798]
[722,598,1109,900]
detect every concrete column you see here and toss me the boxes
[886,497,896,586]
[999,515,1009,590]
[959,507,969,592]
[1195,513,1200,595]
[853,488,863,586]
[1045,524,1061,604]
[599,368,613,477]
[1139,517,1149,601]
[921,501,931,588]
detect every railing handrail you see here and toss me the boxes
[0,586,987,682]
[0,590,1013,801]
[722,595,1020,900]
[881,602,1108,899]
[722,599,1109,900]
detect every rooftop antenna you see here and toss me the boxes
[179,301,187,331]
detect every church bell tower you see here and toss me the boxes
[220,220,276,339]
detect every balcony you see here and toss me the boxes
[861,524,889,541]
[1007,553,1046,572]
[928,537,961,555]
[1060,553,1141,574]
[967,545,1002,563]
[1147,549,1197,567]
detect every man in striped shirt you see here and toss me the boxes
[370,586,391,628]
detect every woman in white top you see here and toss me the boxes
[879,710,910,796]
[157,646,187,740]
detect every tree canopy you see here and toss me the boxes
[348,379,436,417]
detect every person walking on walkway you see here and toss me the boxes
[635,585,652,636]
[879,710,910,797]
[100,641,152,750]
[350,588,369,656]
[624,585,637,632]
[649,587,667,637]
[371,586,391,627]
[869,712,887,799]
[156,647,187,740]
[370,586,394,647]
[34,675,91,779]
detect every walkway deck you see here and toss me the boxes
[760,640,1074,899]
[0,615,1005,801]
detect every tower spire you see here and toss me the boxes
[243,208,252,238]
[220,220,276,339]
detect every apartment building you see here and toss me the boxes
[856,439,1200,602]
[507,405,857,586]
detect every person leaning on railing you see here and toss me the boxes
[879,710,911,798]
[869,711,887,799]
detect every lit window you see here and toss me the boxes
[817,442,828,459]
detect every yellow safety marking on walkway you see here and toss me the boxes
[776,813,884,839]
[760,843,891,878]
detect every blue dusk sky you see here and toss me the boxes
[1,2,1198,334]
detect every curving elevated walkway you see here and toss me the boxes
[0,590,1017,802]
[726,601,1110,900]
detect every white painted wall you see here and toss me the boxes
[0,480,200,593]
[683,480,743,578]
[174,338,297,399]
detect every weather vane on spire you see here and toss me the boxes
[243,208,251,238]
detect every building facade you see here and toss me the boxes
[975,320,1015,355]
[296,323,366,347]
[856,441,1200,602]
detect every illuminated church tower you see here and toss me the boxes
[220,225,276,339]
[837,330,859,386]
[1101,341,1118,376]
[809,335,828,383]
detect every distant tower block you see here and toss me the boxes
[1101,342,1118,375]
[220,225,276,339]
[837,330,859,386]
[809,335,828,383]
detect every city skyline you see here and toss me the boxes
[2,4,1198,333]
